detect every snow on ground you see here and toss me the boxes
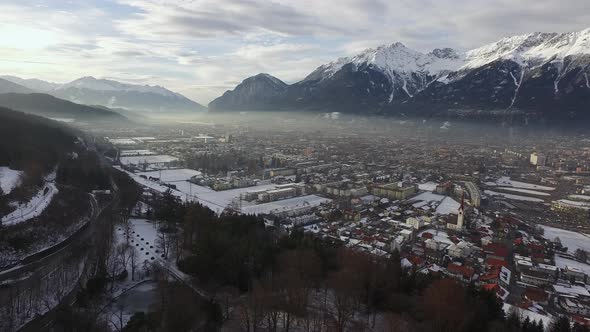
[435,196,460,215]
[128,218,161,262]
[495,177,555,191]
[554,255,590,276]
[418,182,438,192]
[241,195,331,215]
[119,155,178,166]
[569,195,590,201]
[553,199,590,210]
[503,303,553,327]
[496,187,551,196]
[0,167,22,194]
[2,182,58,226]
[419,229,453,245]
[118,167,299,214]
[137,169,202,182]
[192,183,283,214]
[541,225,590,254]
[106,281,158,329]
[484,190,545,202]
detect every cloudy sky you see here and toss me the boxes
[1,0,589,104]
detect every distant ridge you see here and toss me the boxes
[0,93,129,122]
[0,76,206,113]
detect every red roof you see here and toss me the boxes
[572,316,590,327]
[527,243,544,251]
[524,287,548,303]
[447,264,475,279]
[483,243,509,259]
[421,232,434,239]
[480,267,501,282]
[483,283,498,291]
[407,254,425,267]
[486,257,509,268]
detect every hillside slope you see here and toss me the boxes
[0,93,129,122]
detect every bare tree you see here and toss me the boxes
[109,302,126,332]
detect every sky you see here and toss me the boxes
[0,0,589,105]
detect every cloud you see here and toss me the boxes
[0,0,589,104]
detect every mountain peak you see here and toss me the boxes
[430,48,460,59]
[250,73,287,87]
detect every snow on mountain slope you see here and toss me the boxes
[0,75,59,92]
[308,28,590,85]
[199,27,590,116]
[307,43,464,82]
[461,28,590,69]
[57,76,180,98]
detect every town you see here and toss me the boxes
[92,117,590,328]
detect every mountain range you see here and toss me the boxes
[0,76,205,113]
[0,93,128,122]
[209,28,590,122]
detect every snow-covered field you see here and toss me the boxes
[241,195,331,215]
[191,183,281,213]
[120,155,178,166]
[495,177,555,191]
[119,167,317,215]
[554,255,590,276]
[503,303,553,327]
[496,187,551,196]
[0,167,22,194]
[128,218,160,262]
[541,225,590,254]
[137,169,202,182]
[484,190,545,202]
[2,183,58,226]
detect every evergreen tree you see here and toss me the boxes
[550,316,572,332]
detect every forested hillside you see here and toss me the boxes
[0,107,77,174]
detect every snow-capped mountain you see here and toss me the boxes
[304,42,463,100]
[1,76,206,113]
[56,76,180,98]
[0,76,59,92]
[461,28,590,70]
[53,77,206,112]
[0,78,34,94]
[210,27,590,122]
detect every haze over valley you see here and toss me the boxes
[2,1,590,332]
